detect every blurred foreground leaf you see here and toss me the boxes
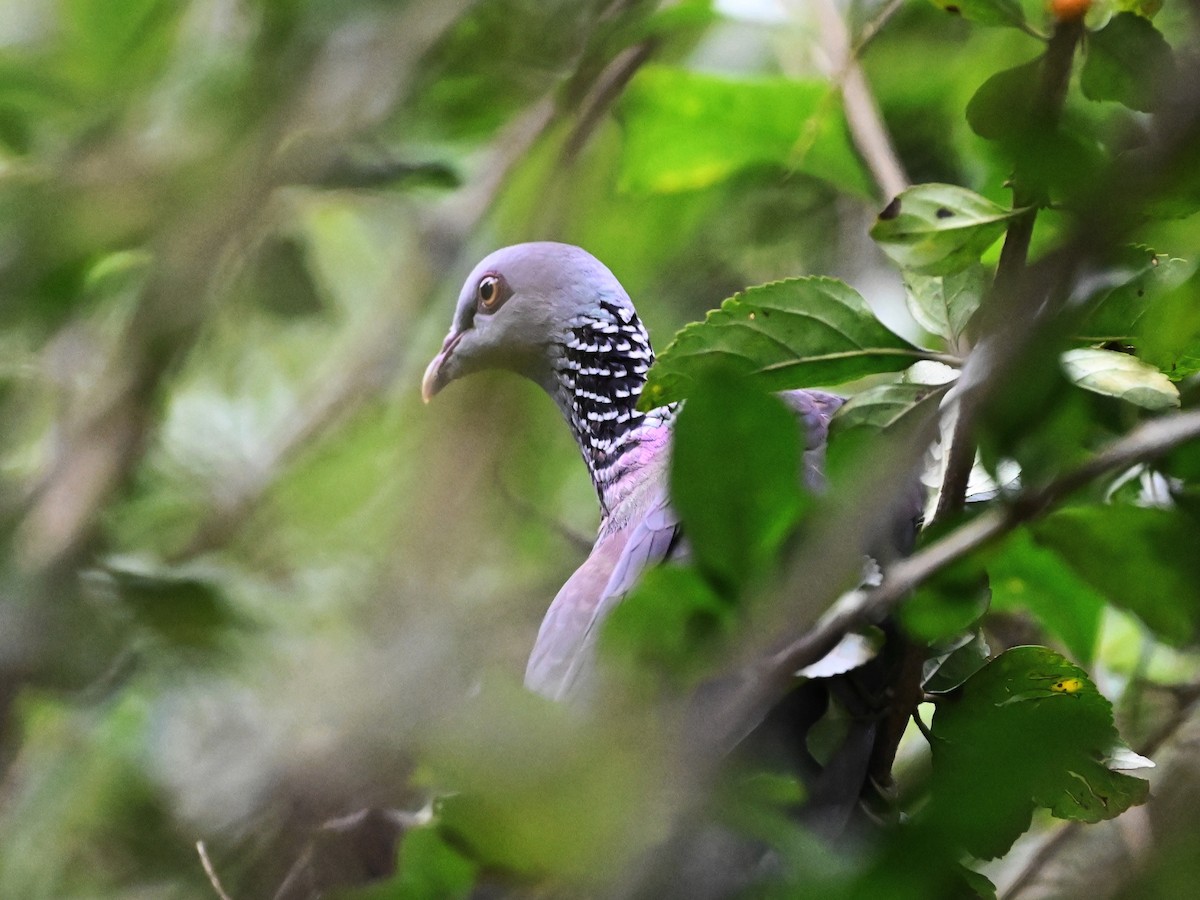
[1033,505,1200,646]
[670,371,806,593]
[602,565,734,687]
[988,530,1105,664]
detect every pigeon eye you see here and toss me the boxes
[476,274,504,311]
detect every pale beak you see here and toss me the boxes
[421,331,464,403]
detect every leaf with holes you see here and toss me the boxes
[640,278,924,408]
[871,184,1022,276]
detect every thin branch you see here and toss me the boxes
[808,0,909,199]
[561,39,657,165]
[719,407,1200,750]
[196,841,235,900]
[852,0,908,55]
[933,17,1084,526]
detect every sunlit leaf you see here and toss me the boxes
[870,183,1022,276]
[1136,266,1200,380]
[1061,347,1180,410]
[617,65,872,197]
[641,278,923,408]
[1078,249,1190,340]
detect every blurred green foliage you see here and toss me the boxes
[0,1,1199,899]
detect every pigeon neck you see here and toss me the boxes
[550,299,670,515]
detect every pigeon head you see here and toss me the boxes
[421,242,639,402]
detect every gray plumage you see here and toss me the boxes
[423,242,846,702]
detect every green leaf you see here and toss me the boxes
[900,556,990,643]
[930,647,1149,859]
[988,530,1105,663]
[927,0,1028,29]
[870,183,1021,276]
[903,265,985,344]
[1136,266,1200,380]
[1060,347,1180,410]
[617,65,872,197]
[1078,249,1190,340]
[1034,506,1200,646]
[966,59,1041,141]
[669,371,807,592]
[923,630,991,692]
[641,277,922,409]
[600,566,734,686]
[1081,12,1174,112]
[100,559,247,654]
[831,383,939,436]
[366,825,476,900]
[429,682,670,881]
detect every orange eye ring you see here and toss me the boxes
[477,275,501,310]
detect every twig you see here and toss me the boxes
[719,407,1200,750]
[196,841,235,900]
[561,39,657,164]
[852,0,908,55]
[808,0,909,199]
[933,17,1084,526]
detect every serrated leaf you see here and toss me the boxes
[617,65,872,197]
[928,0,1027,29]
[1034,505,1200,646]
[670,371,807,593]
[641,278,923,408]
[871,184,1021,276]
[1081,12,1174,112]
[1061,347,1180,409]
[903,265,985,344]
[930,647,1149,859]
